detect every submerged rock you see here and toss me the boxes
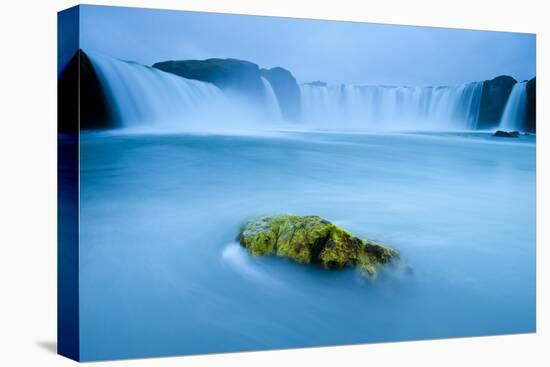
[493,130,520,138]
[238,215,400,278]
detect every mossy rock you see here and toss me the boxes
[238,215,400,278]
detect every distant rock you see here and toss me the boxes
[304,81,327,87]
[478,75,518,130]
[238,215,400,278]
[260,67,301,121]
[58,49,114,131]
[493,130,520,138]
[525,77,536,133]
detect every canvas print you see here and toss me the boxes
[57,5,536,362]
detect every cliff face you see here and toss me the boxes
[60,54,304,130]
[525,77,536,132]
[153,58,302,122]
[153,58,265,106]
[58,51,79,132]
[60,52,536,132]
[58,49,113,131]
[260,67,301,121]
[477,75,517,130]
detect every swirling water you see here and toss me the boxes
[78,131,535,361]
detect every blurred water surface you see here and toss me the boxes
[79,131,535,360]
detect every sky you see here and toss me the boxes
[77,5,536,86]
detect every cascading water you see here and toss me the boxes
[260,77,283,121]
[89,53,230,128]
[300,82,483,130]
[88,53,487,131]
[499,82,528,131]
[88,53,283,130]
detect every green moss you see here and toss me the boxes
[238,214,401,278]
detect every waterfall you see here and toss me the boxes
[260,77,283,121]
[89,53,231,128]
[87,53,489,131]
[499,82,528,131]
[88,53,282,129]
[300,82,483,130]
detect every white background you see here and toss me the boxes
[0,0,547,365]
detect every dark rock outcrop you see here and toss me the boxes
[493,130,520,138]
[525,77,536,133]
[477,75,517,130]
[260,67,301,121]
[153,58,266,106]
[153,58,304,122]
[58,51,79,133]
[238,215,400,278]
[305,81,327,87]
[58,49,113,131]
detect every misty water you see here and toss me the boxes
[78,130,535,360]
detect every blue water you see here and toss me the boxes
[79,131,536,361]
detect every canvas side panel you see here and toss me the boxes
[57,5,80,362]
